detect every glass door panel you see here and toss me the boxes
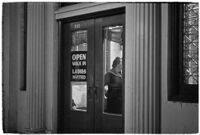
[71,30,88,111]
[71,82,87,111]
[103,26,123,115]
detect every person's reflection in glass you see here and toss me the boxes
[104,57,122,114]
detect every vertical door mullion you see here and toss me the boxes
[94,17,104,132]
[87,19,95,132]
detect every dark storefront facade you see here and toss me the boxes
[2,2,198,133]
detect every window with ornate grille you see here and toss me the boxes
[183,3,198,85]
[169,3,198,103]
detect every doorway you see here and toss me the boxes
[59,14,125,133]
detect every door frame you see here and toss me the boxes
[94,14,125,133]
[56,3,130,133]
[55,3,127,20]
[55,3,161,133]
[59,14,125,133]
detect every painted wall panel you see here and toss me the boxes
[8,4,19,132]
[16,3,29,132]
[3,3,59,133]
[26,3,45,132]
[161,4,198,133]
[2,3,29,132]
[45,3,59,133]
[125,3,161,133]
[3,3,10,133]
[124,4,134,133]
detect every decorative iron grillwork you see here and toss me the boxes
[183,3,199,84]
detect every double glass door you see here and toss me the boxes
[60,14,125,133]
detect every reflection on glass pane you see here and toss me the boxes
[71,82,87,111]
[71,30,87,51]
[103,26,123,115]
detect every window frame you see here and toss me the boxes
[168,3,198,103]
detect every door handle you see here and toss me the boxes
[93,87,98,98]
[88,86,93,100]
[93,86,99,103]
[88,86,98,100]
